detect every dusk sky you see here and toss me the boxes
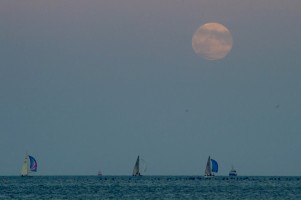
[1,0,301,176]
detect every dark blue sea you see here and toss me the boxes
[1,176,301,199]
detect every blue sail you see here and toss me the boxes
[28,155,37,172]
[211,159,218,173]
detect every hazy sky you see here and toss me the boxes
[1,0,301,176]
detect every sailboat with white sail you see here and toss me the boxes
[204,156,218,177]
[132,156,147,176]
[21,154,37,176]
[132,155,142,176]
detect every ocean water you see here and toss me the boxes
[1,176,301,199]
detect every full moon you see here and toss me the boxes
[192,23,233,60]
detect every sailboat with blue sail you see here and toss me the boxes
[204,156,218,177]
[21,154,37,176]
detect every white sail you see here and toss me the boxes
[21,155,29,176]
[204,156,212,176]
[132,156,140,176]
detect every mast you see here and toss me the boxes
[132,156,140,176]
[204,156,212,176]
[21,154,29,176]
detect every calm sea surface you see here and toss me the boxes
[1,176,301,199]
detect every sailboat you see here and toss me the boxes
[97,170,103,176]
[21,154,37,176]
[132,155,141,176]
[204,156,218,177]
[229,166,237,176]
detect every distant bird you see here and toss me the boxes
[275,104,280,109]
